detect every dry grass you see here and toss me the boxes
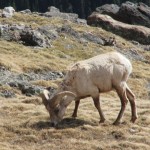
[0,95,150,150]
[0,13,150,150]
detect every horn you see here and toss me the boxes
[39,89,50,107]
[50,91,76,106]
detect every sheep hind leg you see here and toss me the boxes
[126,85,138,123]
[72,100,80,118]
[113,86,128,125]
[93,96,105,123]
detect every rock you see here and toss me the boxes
[81,32,104,45]
[0,90,16,98]
[20,9,31,14]
[143,45,150,51]
[138,3,150,18]
[117,2,150,28]
[9,24,26,31]
[18,82,42,96]
[38,26,58,41]
[87,14,150,45]
[93,2,150,28]
[0,24,58,48]
[47,6,60,13]
[76,18,87,25]
[103,37,116,46]
[20,29,51,48]
[2,6,15,18]
[42,11,78,22]
[58,25,80,39]
[118,48,145,62]
[0,68,64,97]
[58,25,105,45]
[40,6,78,22]
[95,4,120,20]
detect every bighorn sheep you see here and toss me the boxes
[40,52,138,126]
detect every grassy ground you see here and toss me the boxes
[0,12,150,150]
[0,95,150,150]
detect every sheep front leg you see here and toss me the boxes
[72,100,80,118]
[93,96,105,123]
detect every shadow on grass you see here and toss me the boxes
[30,118,97,130]
[29,121,51,130]
[56,118,97,129]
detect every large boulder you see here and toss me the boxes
[0,24,58,48]
[95,4,120,20]
[117,2,150,28]
[87,14,150,45]
[92,2,150,28]
[20,29,52,48]
[2,6,15,18]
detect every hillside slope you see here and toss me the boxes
[0,11,150,150]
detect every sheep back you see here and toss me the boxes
[62,52,132,97]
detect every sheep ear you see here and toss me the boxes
[40,89,50,108]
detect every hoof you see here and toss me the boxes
[99,119,105,124]
[113,121,121,126]
[72,114,77,118]
[131,116,138,123]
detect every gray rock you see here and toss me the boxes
[0,24,59,48]
[92,2,150,28]
[19,29,52,48]
[117,48,146,62]
[0,90,16,98]
[47,6,60,13]
[40,6,78,22]
[18,82,42,96]
[2,6,15,18]
[95,4,120,20]
[57,25,106,46]
[117,2,150,28]
[82,33,104,45]
[20,9,31,14]
[0,68,64,97]
[38,26,58,41]
[76,18,87,25]
[58,25,80,39]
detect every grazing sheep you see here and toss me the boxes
[40,51,138,126]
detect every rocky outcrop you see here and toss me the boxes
[93,2,150,28]
[40,6,87,24]
[0,66,63,97]
[0,23,114,47]
[42,6,78,21]
[118,2,150,28]
[2,6,15,18]
[87,14,150,45]
[0,24,57,48]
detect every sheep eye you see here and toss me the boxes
[54,108,59,114]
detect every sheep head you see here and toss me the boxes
[40,89,76,126]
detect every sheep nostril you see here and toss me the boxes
[50,122,55,127]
